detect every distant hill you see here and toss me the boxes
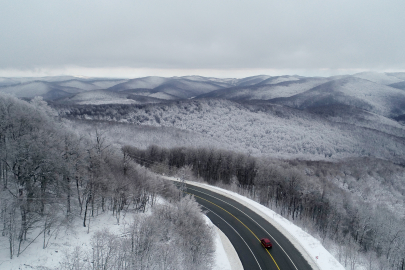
[0,77,126,100]
[58,99,405,163]
[268,76,405,118]
[352,71,403,85]
[389,81,405,91]
[3,73,404,117]
[197,77,330,100]
[3,73,405,148]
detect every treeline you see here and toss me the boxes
[124,144,405,270]
[54,99,405,164]
[0,94,214,269]
[55,103,142,121]
[123,145,256,186]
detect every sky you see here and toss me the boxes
[1,0,404,78]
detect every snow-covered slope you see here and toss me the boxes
[90,79,128,89]
[61,99,405,162]
[57,80,103,91]
[307,104,405,138]
[389,80,405,91]
[108,76,169,91]
[108,76,228,99]
[234,75,272,87]
[152,79,225,99]
[0,201,235,270]
[178,75,237,88]
[257,75,302,85]
[198,77,330,100]
[0,81,56,97]
[270,77,405,117]
[387,72,405,81]
[0,78,129,100]
[62,90,140,105]
[353,71,404,85]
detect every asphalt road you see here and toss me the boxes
[180,183,313,270]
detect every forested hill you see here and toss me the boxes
[58,99,405,163]
[0,93,215,269]
[2,72,405,269]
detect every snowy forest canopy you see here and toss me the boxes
[0,93,214,269]
[1,72,405,269]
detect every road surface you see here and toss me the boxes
[179,182,313,270]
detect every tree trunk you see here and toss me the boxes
[83,199,89,227]
[66,177,71,215]
[76,176,83,215]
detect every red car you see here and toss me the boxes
[260,238,273,249]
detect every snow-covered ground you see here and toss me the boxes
[167,177,346,270]
[0,203,237,270]
[0,177,345,270]
[208,217,243,270]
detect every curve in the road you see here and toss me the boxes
[188,191,281,270]
[204,204,263,270]
[182,183,313,270]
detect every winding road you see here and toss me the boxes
[177,182,314,270]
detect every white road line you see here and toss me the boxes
[202,205,263,270]
[189,186,299,270]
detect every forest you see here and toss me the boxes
[56,99,405,163]
[2,75,405,269]
[124,144,405,270]
[0,93,214,269]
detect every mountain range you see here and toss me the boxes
[2,72,405,118]
[2,71,405,162]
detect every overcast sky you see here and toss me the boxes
[1,0,404,78]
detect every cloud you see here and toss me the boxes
[1,0,404,74]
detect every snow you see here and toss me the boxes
[0,214,121,270]
[58,80,101,91]
[0,82,51,98]
[260,76,301,85]
[91,79,127,89]
[149,92,179,100]
[353,72,403,85]
[77,99,138,105]
[222,78,329,100]
[0,200,237,270]
[166,177,346,270]
[115,76,168,90]
[205,216,242,270]
[337,78,405,116]
[67,90,139,105]
[236,75,272,86]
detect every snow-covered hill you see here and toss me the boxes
[107,76,168,91]
[269,77,405,117]
[307,104,405,137]
[60,99,405,162]
[353,71,403,85]
[3,73,405,119]
[62,90,140,105]
[108,76,231,99]
[198,77,330,100]
[0,77,126,100]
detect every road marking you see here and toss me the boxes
[187,186,299,270]
[201,205,263,270]
[187,192,281,270]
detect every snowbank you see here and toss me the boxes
[168,177,345,270]
[204,216,243,270]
